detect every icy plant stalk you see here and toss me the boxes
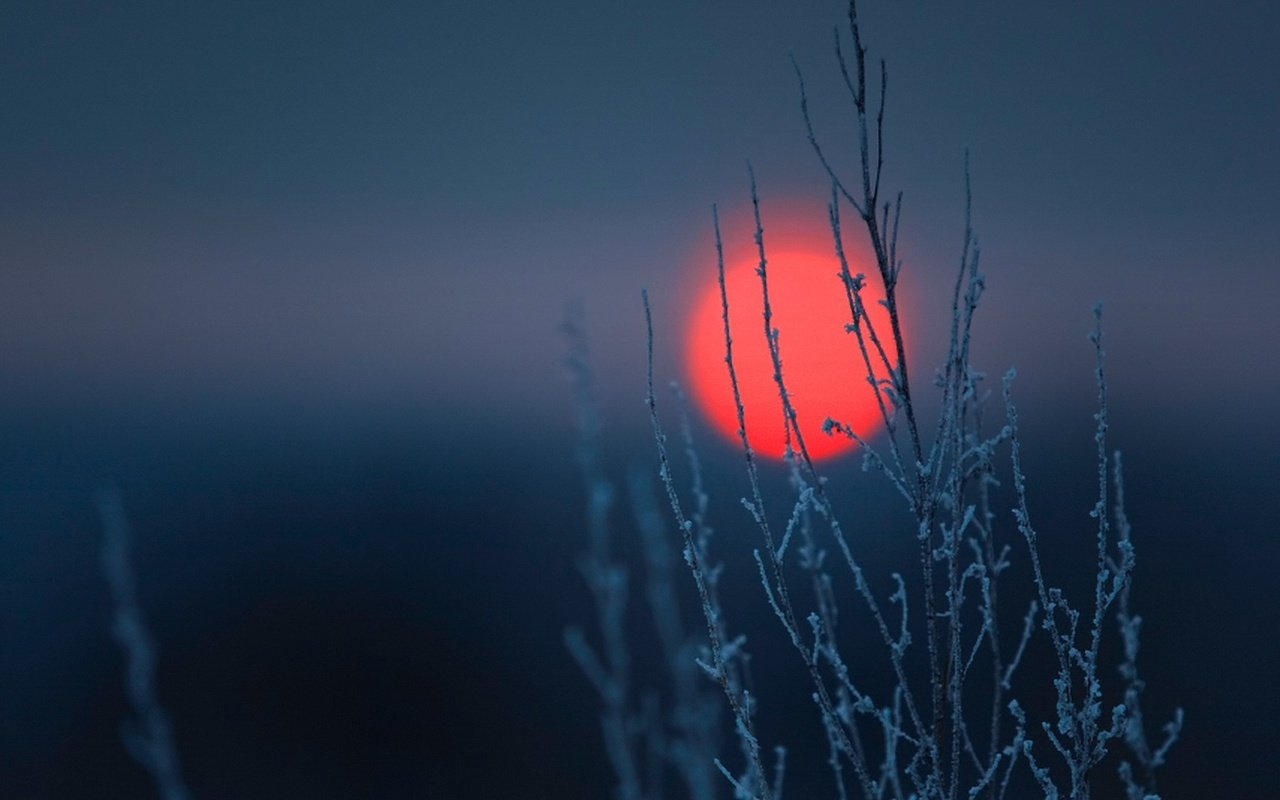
[638,1,1182,797]
[564,303,737,800]
[96,491,193,800]
[569,1,1180,797]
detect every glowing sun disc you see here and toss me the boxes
[684,244,894,462]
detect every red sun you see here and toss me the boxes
[684,230,895,462]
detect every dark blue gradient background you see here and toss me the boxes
[2,2,1277,797]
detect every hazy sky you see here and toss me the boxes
[3,0,1276,438]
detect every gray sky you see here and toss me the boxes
[1,0,1276,439]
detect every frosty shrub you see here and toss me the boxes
[565,2,1181,798]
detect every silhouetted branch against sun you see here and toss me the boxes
[568,1,1183,797]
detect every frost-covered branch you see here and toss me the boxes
[96,490,193,800]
